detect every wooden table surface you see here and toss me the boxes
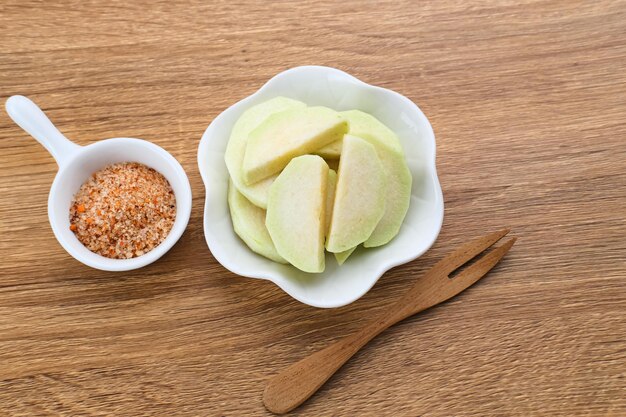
[1,1,624,416]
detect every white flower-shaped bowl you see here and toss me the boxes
[197,66,443,308]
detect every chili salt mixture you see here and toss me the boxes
[69,162,176,259]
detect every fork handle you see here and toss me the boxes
[263,305,415,414]
[263,270,444,414]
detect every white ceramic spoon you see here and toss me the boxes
[6,95,192,271]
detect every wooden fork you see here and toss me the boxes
[263,229,516,414]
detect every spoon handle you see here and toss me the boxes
[5,95,80,166]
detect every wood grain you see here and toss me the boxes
[0,0,624,416]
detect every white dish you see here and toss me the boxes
[6,95,192,271]
[197,66,443,308]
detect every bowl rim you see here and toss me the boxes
[197,65,444,307]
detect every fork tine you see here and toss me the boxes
[449,237,516,292]
[434,229,511,276]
